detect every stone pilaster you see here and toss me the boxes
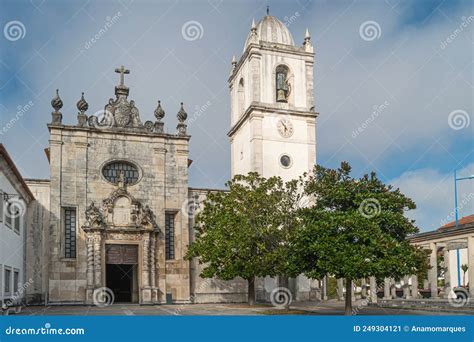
[85,235,95,303]
[429,242,438,298]
[361,278,367,298]
[443,247,451,298]
[369,277,377,303]
[93,233,102,287]
[411,275,419,298]
[383,278,391,299]
[403,276,410,299]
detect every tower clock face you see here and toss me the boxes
[277,118,294,138]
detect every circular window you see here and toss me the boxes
[102,161,140,185]
[279,154,292,168]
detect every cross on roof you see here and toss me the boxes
[115,65,130,86]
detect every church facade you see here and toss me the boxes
[25,13,320,305]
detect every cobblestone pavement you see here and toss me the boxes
[11,301,470,316]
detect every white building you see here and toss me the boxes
[0,144,34,308]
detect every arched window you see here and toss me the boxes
[102,160,140,185]
[276,65,290,103]
[237,78,245,115]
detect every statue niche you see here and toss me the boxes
[276,65,291,103]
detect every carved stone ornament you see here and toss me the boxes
[84,187,159,232]
[84,201,106,228]
[88,65,143,130]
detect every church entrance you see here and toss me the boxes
[105,244,139,303]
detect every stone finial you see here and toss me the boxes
[249,18,258,44]
[76,92,89,127]
[51,89,63,112]
[231,55,237,71]
[303,28,313,52]
[154,100,165,133]
[177,102,187,123]
[176,102,187,136]
[154,100,165,121]
[51,89,63,125]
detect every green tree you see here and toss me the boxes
[289,162,429,315]
[186,173,300,305]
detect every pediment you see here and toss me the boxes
[83,187,159,232]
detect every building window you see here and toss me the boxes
[4,267,11,294]
[102,161,140,185]
[13,213,20,234]
[279,154,292,168]
[64,208,77,259]
[165,212,175,260]
[5,202,13,228]
[237,78,245,115]
[13,269,19,293]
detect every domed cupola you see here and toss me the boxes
[243,9,295,51]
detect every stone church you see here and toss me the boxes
[25,12,319,305]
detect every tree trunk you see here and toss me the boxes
[344,278,352,316]
[248,277,256,306]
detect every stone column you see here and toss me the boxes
[86,235,94,285]
[85,235,95,303]
[361,278,367,298]
[142,234,150,288]
[403,276,410,299]
[322,276,328,301]
[411,275,419,299]
[468,236,474,297]
[429,242,438,298]
[150,234,156,288]
[93,233,102,287]
[383,278,391,299]
[390,278,397,298]
[337,278,344,301]
[369,277,377,303]
[443,247,451,298]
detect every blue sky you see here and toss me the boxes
[0,0,473,232]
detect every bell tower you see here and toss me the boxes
[228,12,318,181]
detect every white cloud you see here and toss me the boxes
[390,163,474,232]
